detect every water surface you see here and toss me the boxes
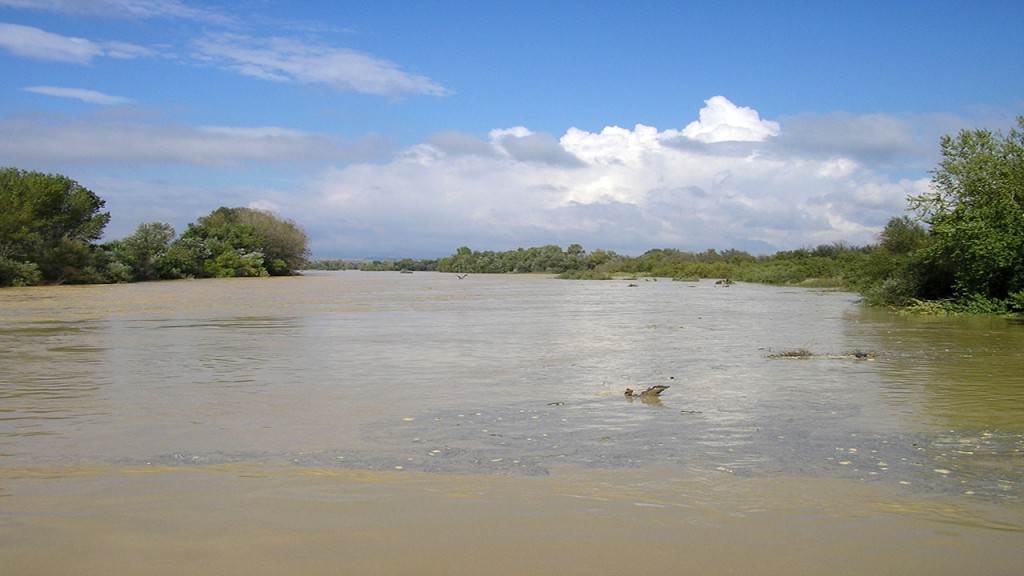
[1,273,1021,574]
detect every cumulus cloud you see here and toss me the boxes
[192,33,450,97]
[309,96,927,256]
[681,95,781,143]
[0,22,154,62]
[25,85,132,105]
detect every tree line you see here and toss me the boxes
[1,167,310,286]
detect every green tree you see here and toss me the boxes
[230,208,311,274]
[122,222,177,281]
[175,207,309,277]
[0,168,110,285]
[859,216,931,306]
[877,215,929,255]
[909,117,1024,300]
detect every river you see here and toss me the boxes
[1,272,1022,575]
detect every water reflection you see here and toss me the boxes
[852,310,1024,429]
[843,308,1024,500]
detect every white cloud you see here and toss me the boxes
[1,95,939,257]
[309,96,925,256]
[101,40,157,59]
[0,114,354,166]
[0,22,101,63]
[192,33,450,97]
[1,8,443,98]
[248,199,282,213]
[562,123,668,167]
[0,22,154,62]
[681,95,781,143]
[25,85,132,105]
[0,0,233,24]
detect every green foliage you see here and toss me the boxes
[0,168,110,285]
[0,256,41,286]
[228,208,310,272]
[556,268,613,280]
[909,117,1024,300]
[856,217,931,307]
[878,215,930,255]
[0,167,308,286]
[302,258,441,271]
[120,222,177,281]
[431,242,874,291]
[77,243,133,284]
[901,294,1012,316]
[1008,291,1024,314]
[177,207,310,277]
[436,244,623,274]
[203,248,268,278]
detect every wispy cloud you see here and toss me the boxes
[0,22,153,62]
[0,0,233,24]
[2,5,445,97]
[192,33,450,97]
[25,85,133,105]
[0,114,363,167]
[0,22,100,63]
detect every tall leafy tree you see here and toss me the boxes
[909,117,1024,300]
[122,222,177,281]
[0,168,110,284]
[859,216,932,306]
[176,207,309,277]
[231,207,311,274]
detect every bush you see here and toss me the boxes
[0,256,42,287]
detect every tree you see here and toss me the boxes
[122,222,177,281]
[909,117,1024,300]
[0,168,110,285]
[859,216,932,306]
[877,215,929,255]
[230,208,311,274]
[175,207,310,277]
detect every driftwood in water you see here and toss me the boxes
[624,385,670,397]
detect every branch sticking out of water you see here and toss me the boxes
[766,348,876,360]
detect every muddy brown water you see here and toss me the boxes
[1,272,1022,575]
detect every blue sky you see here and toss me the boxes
[1,0,1022,258]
